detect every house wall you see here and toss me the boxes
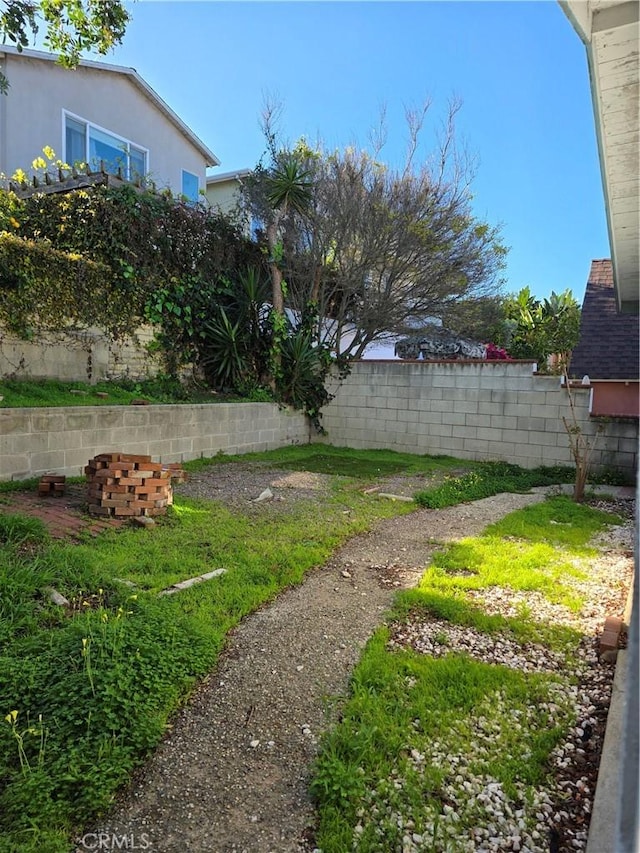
[318,361,638,477]
[205,178,242,214]
[0,403,311,481]
[0,326,161,383]
[0,52,207,193]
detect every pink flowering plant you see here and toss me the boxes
[484,342,511,360]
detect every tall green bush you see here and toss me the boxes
[17,184,261,335]
[0,182,342,425]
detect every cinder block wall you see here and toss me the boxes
[0,403,311,481]
[318,361,638,477]
[0,326,161,383]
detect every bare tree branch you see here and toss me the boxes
[243,100,507,359]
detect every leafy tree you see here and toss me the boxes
[0,0,130,93]
[501,286,581,370]
[243,100,507,359]
[438,294,507,343]
[245,106,316,383]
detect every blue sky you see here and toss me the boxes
[100,0,610,304]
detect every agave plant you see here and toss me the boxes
[199,267,271,391]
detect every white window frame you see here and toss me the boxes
[62,109,150,179]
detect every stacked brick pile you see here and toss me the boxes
[38,474,66,496]
[162,462,187,485]
[85,453,172,518]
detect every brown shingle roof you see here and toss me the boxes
[569,260,639,380]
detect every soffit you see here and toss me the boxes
[561,1,639,313]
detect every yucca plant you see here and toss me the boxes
[199,267,271,391]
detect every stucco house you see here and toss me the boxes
[205,168,251,215]
[0,46,219,199]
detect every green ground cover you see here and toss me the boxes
[310,496,622,852]
[0,446,622,852]
[0,377,252,408]
[0,446,445,853]
[188,444,466,480]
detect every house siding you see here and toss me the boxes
[0,53,207,193]
[205,178,242,214]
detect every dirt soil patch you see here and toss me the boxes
[177,462,467,513]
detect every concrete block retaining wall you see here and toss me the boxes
[0,325,160,383]
[2,361,637,482]
[0,403,311,481]
[319,361,638,477]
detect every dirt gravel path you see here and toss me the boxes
[88,491,546,853]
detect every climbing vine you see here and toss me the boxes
[0,232,122,337]
[0,178,343,427]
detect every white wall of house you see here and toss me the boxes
[0,50,213,195]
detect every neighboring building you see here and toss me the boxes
[0,46,219,199]
[569,258,639,417]
[205,169,251,215]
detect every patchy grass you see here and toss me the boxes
[0,377,225,408]
[311,632,573,851]
[425,537,586,610]
[413,462,634,508]
[0,451,421,853]
[413,462,576,508]
[0,447,615,852]
[310,496,621,852]
[484,495,619,552]
[188,444,466,480]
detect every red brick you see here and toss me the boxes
[136,462,163,473]
[119,454,152,465]
[604,616,622,633]
[94,453,122,463]
[93,469,115,480]
[104,484,131,495]
[88,505,113,517]
[101,497,133,508]
[599,630,619,652]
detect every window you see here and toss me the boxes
[181,170,199,203]
[65,117,85,166]
[63,112,148,180]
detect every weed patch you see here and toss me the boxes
[311,496,621,852]
[0,377,224,408]
[414,462,577,508]
[191,445,464,481]
[0,450,426,852]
